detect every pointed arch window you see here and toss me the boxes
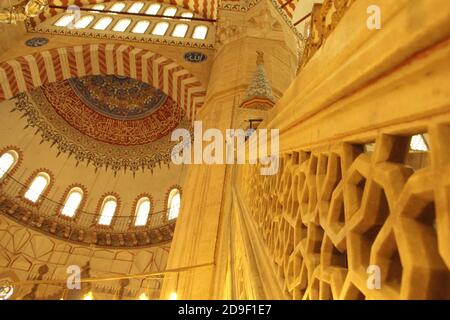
[24,172,50,203]
[98,196,117,226]
[167,188,181,220]
[61,187,84,218]
[134,197,151,226]
[0,150,18,180]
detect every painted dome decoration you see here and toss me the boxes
[39,76,183,146]
[69,75,168,120]
[13,75,191,174]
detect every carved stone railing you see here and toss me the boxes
[0,175,176,248]
[233,0,450,300]
[236,132,449,299]
[300,0,355,70]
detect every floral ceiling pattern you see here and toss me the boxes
[12,75,191,174]
[41,77,182,145]
[69,75,168,121]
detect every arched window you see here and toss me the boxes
[109,2,126,13]
[181,12,193,20]
[167,188,181,220]
[128,2,144,13]
[91,4,105,11]
[61,187,84,218]
[0,150,18,180]
[134,197,151,226]
[54,14,75,27]
[172,24,189,38]
[132,20,150,34]
[73,15,94,29]
[24,172,50,203]
[152,22,169,36]
[98,196,117,226]
[192,25,208,40]
[145,3,161,15]
[163,7,177,17]
[113,18,131,32]
[93,16,113,30]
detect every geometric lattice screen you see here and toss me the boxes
[239,128,450,299]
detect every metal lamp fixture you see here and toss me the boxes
[0,280,14,300]
[0,0,48,24]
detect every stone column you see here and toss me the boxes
[161,0,298,299]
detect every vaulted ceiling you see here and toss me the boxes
[0,43,207,172]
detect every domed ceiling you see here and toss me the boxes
[70,75,169,121]
[13,75,190,173]
[43,75,183,145]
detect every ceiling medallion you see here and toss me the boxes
[184,52,207,63]
[25,36,49,47]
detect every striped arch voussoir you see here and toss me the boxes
[0,43,206,119]
[275,0,296,19]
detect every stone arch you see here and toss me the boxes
[0,43,206,119]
